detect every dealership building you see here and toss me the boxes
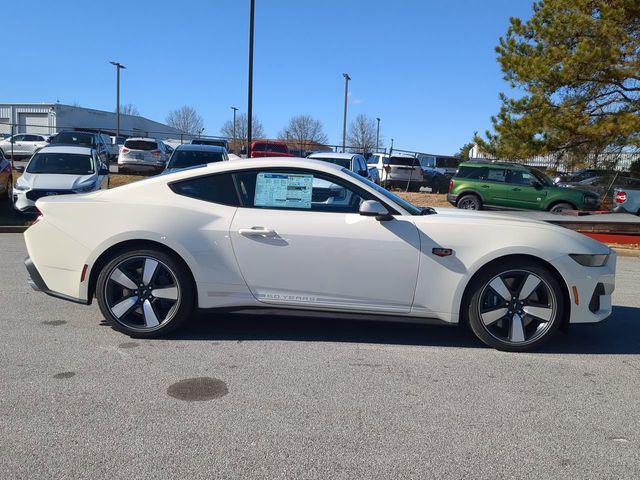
[0,103,181,139]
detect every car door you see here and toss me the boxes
[10,135,26,156]
[507,170,547,210]
[229,168,421,313]
[481,167,511,207]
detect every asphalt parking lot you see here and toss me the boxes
[1,233,639,479]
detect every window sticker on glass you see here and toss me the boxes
[254,172,313,209]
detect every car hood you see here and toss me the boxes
[413,208,610,255]
[18,172,96,190]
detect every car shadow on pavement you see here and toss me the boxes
[150,305,639,353]
[166,310,485,349]
[538,306,640,355]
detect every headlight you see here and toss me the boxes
[14,183,29,191]
[74,183,97,193]
[569,253,609,267]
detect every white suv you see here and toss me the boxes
[0,134,49,159]
[118,137,170,172]
[13,145,109,213]
[367,153,425,191]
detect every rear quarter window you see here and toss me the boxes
[169,173,239,206]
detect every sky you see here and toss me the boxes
[2,0,534,155]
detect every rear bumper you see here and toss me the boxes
[447,193,458,205]
[24,256,89,305]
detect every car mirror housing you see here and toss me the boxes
[359,200,392,221]
[15,165,25,173]
[99,166,109,175]
[532,180,543,190]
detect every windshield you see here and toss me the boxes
[315,157,351,168]
[26,152,94,175]
[51,132,95,147]
[254,143,288,153]
[531,168,553,186]
[168,150,225,169]
[124,140,158,151]
[341,168,422,215]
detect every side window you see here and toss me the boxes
[509,170,534,185]
[13,135,25,142]
[234,170,373,213]
[169,173,240,206]
[486,168,507,183]
[456,166,488,180]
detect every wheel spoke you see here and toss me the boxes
[153,286,178,300]
[111,296,138,318]
[142,259,158,286]
[519,274,541,300]
[142,299,160,327]
[481,307,508,326]
[523,305,553,322]
[509,313,526,343]
[110,268,137,290]
[489,277,512,301]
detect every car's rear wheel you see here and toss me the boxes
[466,260,564,351]
[96,249,194,338]
[549,202,574,214]
[457,194,481,210]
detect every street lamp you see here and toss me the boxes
[246,0,255,157]
[231,106,238,153]
[109,61,126,141]
[341,73,350,153]
[375,117,380,152]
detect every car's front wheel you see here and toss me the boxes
[466,260,564,351]
[96,249,195,338]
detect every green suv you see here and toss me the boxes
[447,161,600,212]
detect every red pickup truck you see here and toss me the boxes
[250,140,294,158]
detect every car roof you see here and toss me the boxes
[56,130,97,136]
[308,152,357,159]
[175,144,226,152]
[125,137,157,142]
[460,160,528,170]
[37,145,93,155]
[252,139,286,144]
[165,157,342,178]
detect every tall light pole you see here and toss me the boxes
[341,73,350,153]
[109,61,126,140]
[231,106,238,153]
[375,117,381,152]
[246,0,255,157]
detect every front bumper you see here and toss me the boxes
[24,256,89,305]
[556,252,616,324]
[13,191,35,212]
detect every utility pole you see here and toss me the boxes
[375,117,381,152]
[231,106,238,153]
[246,0,255,157]
[109,61,126,141]
[341,73,350,153]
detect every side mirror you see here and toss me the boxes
[99,165,109,175]
[532,180,543,190]
[15,165,25,173]
[359,200,392,221]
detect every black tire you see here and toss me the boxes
[549,202,575,214]
[465,259,564,352]
[96,248,195,338]
[457,194,481,210]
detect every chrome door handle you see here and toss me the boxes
[238,227,277,237]
[481,184,490,188]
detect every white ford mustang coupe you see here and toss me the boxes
[24,158,616,351]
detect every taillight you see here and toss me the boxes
[449,179,454,192]
[151,150,161,157]
[615,191,627,204]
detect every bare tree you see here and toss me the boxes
[347,114,378,154]
[166,106,204,134]
[220,113,265,152]
[119,103,140,116]
[278,115,328,150]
